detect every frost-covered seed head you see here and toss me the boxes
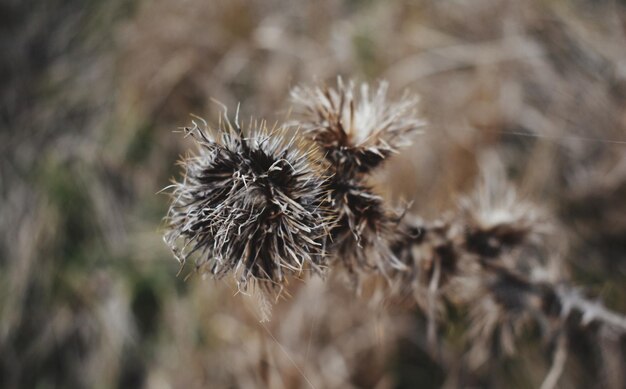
[164,117,334,293]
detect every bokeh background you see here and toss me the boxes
[2,0,626,387]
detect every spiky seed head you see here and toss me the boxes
[290,77,425,173]
[327,176,407,275]
[163,116,333,294]
[458,165,546,260]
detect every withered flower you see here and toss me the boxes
[164,116,333,293]
[290,78,424,273]
[328,177,405,273]
[290,77,425,173]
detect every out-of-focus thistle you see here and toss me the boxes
[163,115,333,294]
[391,163,558,352]
[290,78,425,275]
[391,162,626,387]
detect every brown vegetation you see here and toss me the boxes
[2,0,626,388]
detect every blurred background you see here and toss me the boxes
[2,0,626,387]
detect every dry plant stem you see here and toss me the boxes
[557,286,626,332]
[540,333,568,389]
[486,238,618,329]
[427,257,441,355]
[399,219,626,333]
[598,326,626,389]
[394,214,626,388]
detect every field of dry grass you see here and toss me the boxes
[2,0,626,388]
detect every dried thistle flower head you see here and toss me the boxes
[458,155,549,262]
[329,178,406,274]
[290,77,425,173]
[287,77,422,276]
[163,115,333,294]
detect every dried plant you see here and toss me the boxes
[10,0,626,388]
[389,161,626,387]
[289,78,425,275]
[164,78,626,388]
[290,78,425,174]
[163,115,334,295]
